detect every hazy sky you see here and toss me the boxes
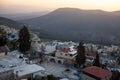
[1,0,120,14]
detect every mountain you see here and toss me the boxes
[0,17,61,40]
[20,8,120,44]
[0,11,49,20]
[0,17,23,29]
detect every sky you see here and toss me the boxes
[0,0,120,14]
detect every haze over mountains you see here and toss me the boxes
[1,8,120,44]
[0,11,49,20]
[0,17,61,40]
[0,17,23,29]
[19,8,120,44]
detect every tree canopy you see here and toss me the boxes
[75,42,86,67]
[0,28,7,47]
[93,53,101,67]
[19,26,31,53]
[0,35,7,47]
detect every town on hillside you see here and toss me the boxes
[0,25,120,80]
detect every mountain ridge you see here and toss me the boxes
[19,8,120,44]
[0,17,63,40]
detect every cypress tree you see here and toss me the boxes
[75,42,86,68]
[0,35,7,47]
[93,53,101,67]
[0,28,7,47]
[19,26,31,53]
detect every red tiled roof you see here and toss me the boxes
[83,66,112,79]
[61,48,69,52]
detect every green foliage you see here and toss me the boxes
[0,35,7,47]
[0,28,6,35]
[75,42,86,67]
[110,71,120,80]
[33,75,42,80]
[8,39,19,50]
[0,28,7,46]
[33,75,57,80]
[93,53,101,67]
[47,75,57,80]
[19,26,31,53]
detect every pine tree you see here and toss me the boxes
[75,42,86,68]
[93,53,101,67]
[19,26,31,53]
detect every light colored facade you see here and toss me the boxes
[47,56,64,64]
[0,52,6,57]
[14,64,45,80]
[55,51,76,60]
[47,43,77,65]
[45,44,56,53]
[0,25,18,34]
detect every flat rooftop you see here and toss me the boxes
[13,64,45,77]
[0,55,23,68]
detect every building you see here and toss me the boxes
[14,64,45,80]
[29,56,41,64]
[0,25,18,34]
[47,43,77,65]
[82,66,112,80]
[0,55,24,68]
[7,33,18,41]
[99,53,116,66]
[44,41,57,54]
[0,69,14,80]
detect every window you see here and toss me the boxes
[70,54,73,57]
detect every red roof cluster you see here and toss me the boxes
[83,66,112,79]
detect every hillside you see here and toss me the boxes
[0,11,49,20]
[20,8,120,44]
[0,17,61,40]
[0,17,23,29]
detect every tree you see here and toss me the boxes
[0,28,6,34]
[110,71,120,80]
[47,75,57,80]
[93,53,101,67]
[33,75,57,80]
[19,26,31,53]
[75,42,86,68]
[10,39,19,49]
[0,35,7,47]
[0,28,7,47]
